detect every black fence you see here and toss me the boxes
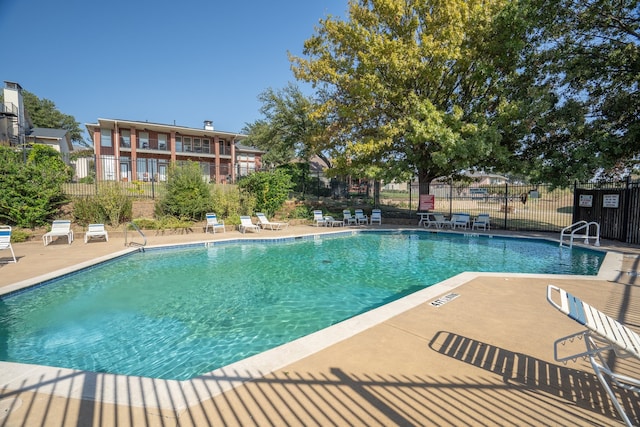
[61,157,639,244]
[384,182,575,233]
[574,178,640,245]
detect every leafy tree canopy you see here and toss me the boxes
[510,0,640,184]
[243,83,332,169]
[289,0,529,193]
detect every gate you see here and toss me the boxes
[574,179,640,244]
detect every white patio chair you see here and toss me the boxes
[205,213,226,233]
[313,210,327,227]
[0,225,17,263]
[343,210,357,226]
[370,209,382,225]
[256,212,288,230]
[472,214,491,231]
[547,285,640,427]
[84,224,109,243]
[239,216,260,233]
[354,209,368,225]
[43,220,73,246]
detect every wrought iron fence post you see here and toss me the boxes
[94,154,99,197]
[503,182,508,229]
[448,177,453,217]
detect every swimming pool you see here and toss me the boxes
[0,230,604,380]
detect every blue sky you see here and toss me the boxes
[0,0,348,142]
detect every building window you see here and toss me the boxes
[138,132,149,149]
[237,153,255,176]
[194,138,202,153]
[100,129,112,147]
[120,129,131,148]
[219,139,228,155]
[175,136,182,152]
[158,134,167,150]
[202,139,210,154]
[183,137,192,152]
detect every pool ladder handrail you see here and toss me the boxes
[124,222,147,250]
[560,221,600,248]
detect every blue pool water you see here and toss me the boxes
[0,231,604,380]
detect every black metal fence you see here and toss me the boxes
[391,182,575,233]
[574,178,640,245]
[61,156,639,243]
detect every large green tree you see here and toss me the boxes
[243,83,331,168]
[22,91,85,145]
[290,0,529,194]
[514,0,640,184]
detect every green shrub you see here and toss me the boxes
[211,185,241,217]
[73,197,106,226]
[78,176,94,184]
[10,229,31,243]
[288,205,311,219]
[225,213,241,228]
[131,218,158,229]
[157,216,193,230]
[155,162,213,220]
[72,184,132,227]
[237,169,293,217]
[96,183,132,227]
[0,145,69,227]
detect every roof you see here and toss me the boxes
[85,118,247,141]
[28,128,69,139]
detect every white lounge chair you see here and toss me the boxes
[84,223,109,243]
[423,213,449,229]
[370,209,382,225]
[547,285,640,427]
[205,213,225,233]
[354,209,368,225]
[256,212,288,230]
[323,215,344,227]
[43,220,73,246]
[0,225,16,263]
[313,210,326,227]
[450,214,470,229]
[343,210,357,226]
[472,214,490,231]
[239,216,260,233]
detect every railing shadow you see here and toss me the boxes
[3,331,639,426]
[429,330,640,426]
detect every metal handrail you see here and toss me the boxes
[124,222,147,249]
[560,221,600,248]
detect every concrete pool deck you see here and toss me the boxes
[0,224,639,426]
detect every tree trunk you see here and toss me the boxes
[417,169,432,195]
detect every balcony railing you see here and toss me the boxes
[119,137,232,156]
[0,102,18,115]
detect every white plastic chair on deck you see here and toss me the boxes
[547,285,640,427]
[370,209,382,225]
[43,220,73,246]
[354,209,368,225]
[205,213,225,234]
[472,214,490,231]
[0,225,16,263]
[84,224,109,243]
[256,212,288,230]
[239,216,260,233]
[313,210,326,227]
